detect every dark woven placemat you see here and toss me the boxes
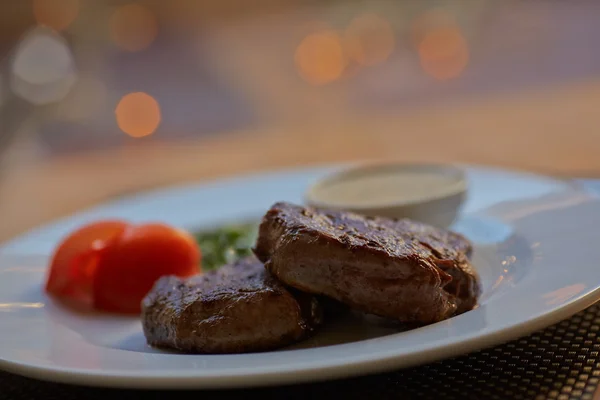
[2,303,600,400]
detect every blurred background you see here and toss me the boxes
[1,0,600,241]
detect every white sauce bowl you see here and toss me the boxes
[304,162,468,229]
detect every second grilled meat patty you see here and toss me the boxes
[141,255,323,353]
[253,202,480,324]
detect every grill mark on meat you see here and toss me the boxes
[253,201,480,324]
[141,255,323,354]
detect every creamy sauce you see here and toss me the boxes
[314,170,463,207]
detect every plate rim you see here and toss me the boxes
[0,162,597,389]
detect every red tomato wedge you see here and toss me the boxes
[45,220,130,305]
[92,223,201,314]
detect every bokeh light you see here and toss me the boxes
[33,0,79,32]
[295,30,347,86]
[418,26,469,80]
[109,4,158,52]
[344,14,395,67]
[10,27,77,105]
[115,92,161,138]
[412,9,469,81]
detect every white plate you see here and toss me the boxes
[1,164,600,390]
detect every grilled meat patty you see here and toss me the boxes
[253,202,480,324]
[141,255,323,353]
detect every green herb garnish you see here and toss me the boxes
[193,223,259,270]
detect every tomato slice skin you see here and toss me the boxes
[45,220,130,305]
[92,223,201,314]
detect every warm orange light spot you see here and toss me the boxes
[412,9,469,81]
[418,26,469,81]
[295,30,347,86]
[344,14,395,66]
[115,92,161,138]
[33,0,79,32]
[109,4,158,52]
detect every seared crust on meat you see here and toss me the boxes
[253,202,480,324]
[141,255,323,353]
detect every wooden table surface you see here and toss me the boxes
[1,76,600,243]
